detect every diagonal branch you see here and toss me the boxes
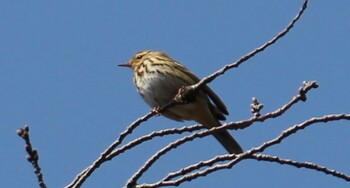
[136,114,350,187]
[249,154,350,182]
[191,0,308,89]
[125,80,318,187]
[229,80,319,130]
[67,1,309,187]
[106,124,205,159]
[66,111,154,188]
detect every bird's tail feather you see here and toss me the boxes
[212,130,243,154]
[200,113,243,154]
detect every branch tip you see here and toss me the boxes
[250,97,264,117]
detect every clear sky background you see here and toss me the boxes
[1,1,349,188]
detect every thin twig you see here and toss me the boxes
[191,0,308,89]
[126,80,318,187]
[17,125,47,188]
[69,0,309,187]
[136,114,350,187]
[106,124,204,159]
[250,154,350,182]
[228,81,319,130]
[66,111,154,188]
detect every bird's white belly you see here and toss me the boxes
[135,73,186,107]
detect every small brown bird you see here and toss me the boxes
[119,50,243,154]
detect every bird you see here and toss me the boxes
[119,50,243,154]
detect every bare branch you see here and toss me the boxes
[106,124,204,159]
[251,114,350,153]
[249,154,350,182]
[66,111,154,188]
[262,81,319,120]
[69,1,312,187]
[68,76,318,188]
[190,0,308,89]
[135,114,350,187]
[17,125,47,188]
[125,80,319,187]
[231,81,319,131]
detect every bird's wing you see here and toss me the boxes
[173,63,229,115]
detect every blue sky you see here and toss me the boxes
[1,1,350,187]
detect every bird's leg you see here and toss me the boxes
[151,106,161,116]
[174,86,196,104]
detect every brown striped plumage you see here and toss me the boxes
[119,50,243,154]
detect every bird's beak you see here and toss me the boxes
[118,63,132,68]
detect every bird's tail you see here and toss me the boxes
[199,113,243,154]
[212,129,243,154]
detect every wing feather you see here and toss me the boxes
[172,63,229,115]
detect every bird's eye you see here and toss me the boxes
[136,54,143,59]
